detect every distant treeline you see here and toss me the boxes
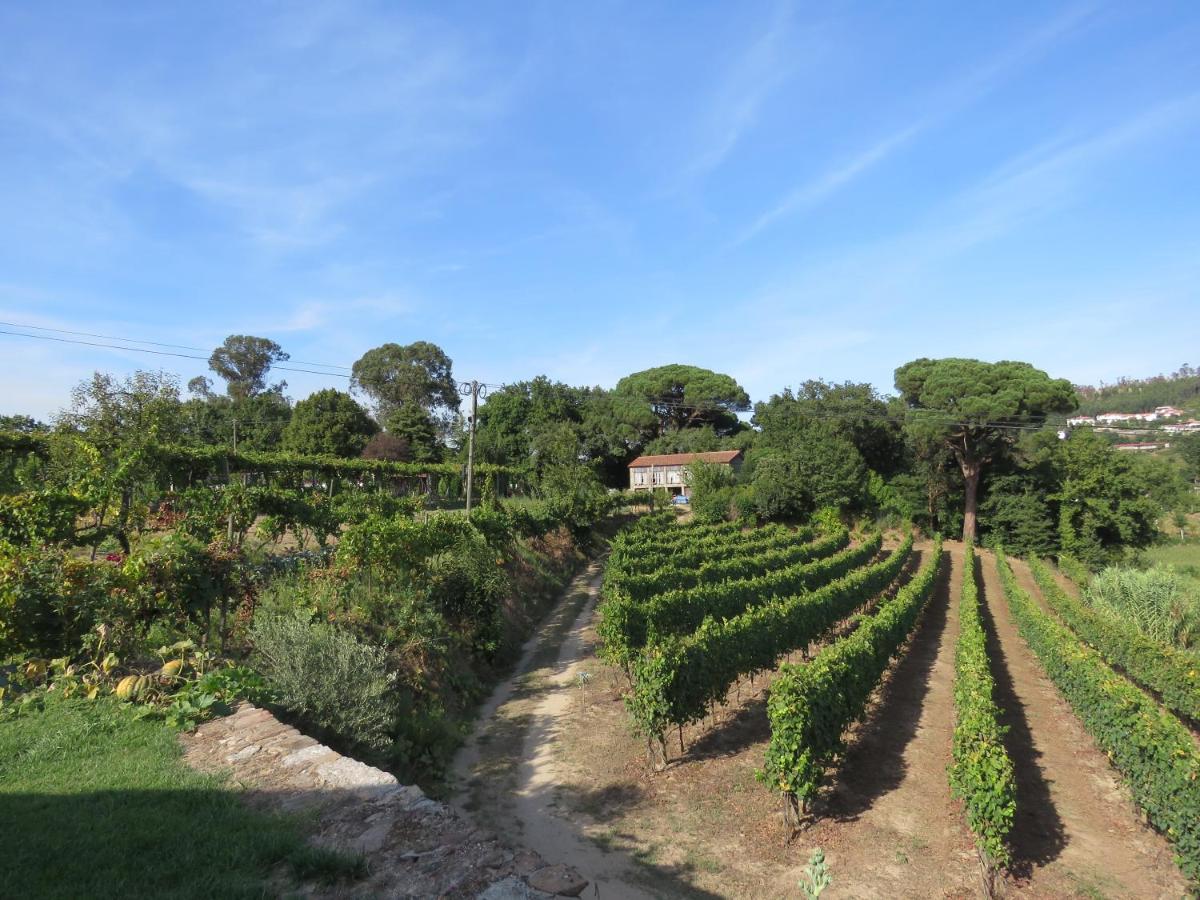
[1074,366,1200,416]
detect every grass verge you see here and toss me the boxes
[0,697,358,899]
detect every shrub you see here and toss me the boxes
[250,612,398,754]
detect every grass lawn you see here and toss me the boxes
[1143,542,1200,572]
[0,697,356,899]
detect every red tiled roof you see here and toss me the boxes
[627,450,743,468]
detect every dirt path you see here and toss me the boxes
[451,560,673,899]
[975,549,1187,897]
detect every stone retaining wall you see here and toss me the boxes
[182,704,587,899]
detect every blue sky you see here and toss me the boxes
[2,1,1198,419]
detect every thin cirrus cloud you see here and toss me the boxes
[749,90,1200,322]
[675,1,803,184]
[734,3,1100,246]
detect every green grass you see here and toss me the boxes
[1143,542,1200,573]
[0,697,358,899]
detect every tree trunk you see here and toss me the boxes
[962,461,981,543]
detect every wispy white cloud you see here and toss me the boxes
[678,1,801,183]
[736,3,1100,244]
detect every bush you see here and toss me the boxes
[250,612,398,754]
[0,546,123,657]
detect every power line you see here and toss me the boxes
[0,328,355,379]
[0,320,352,371]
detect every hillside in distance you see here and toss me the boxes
[1075,366,1200,416]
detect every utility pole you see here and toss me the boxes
[461,380,488,513]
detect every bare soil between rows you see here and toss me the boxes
[452,539,1189,899]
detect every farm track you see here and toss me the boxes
[975,550,1187,897]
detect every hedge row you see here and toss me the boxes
[761,538,942,821]
[0,432,521,481]
[949,541,1016,871]
[599,530,874,669]
[608,527,839,603]
[608,524,803,580]
[625,535,913,752]
[1027,557,1200,726]
[995,550,1200,885]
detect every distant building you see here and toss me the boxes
[1164,420,1200,434]
[627,449,743,495]
[1114,441,1170,452]
[1155,406,1186,418]
[1067,415,1096,427]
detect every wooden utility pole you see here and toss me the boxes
[464,380,480,512]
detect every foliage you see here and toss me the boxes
[624,535,910,755]
[385,403,442,462]
[994,550,1200,885]
[950,541,1016,871]
[761,538,941,819]
[350,341,461,427]
[747,425,868,521]
[1074,365,1200,416]
[1056,431,1162,566]
[1028,558,1200,725]
[361,431,412,462]
[208,334,289,401]
[602,530,870,670]
[0,490,88,546]
[281,389,378,458]
[799,849,832,898]
[894,358,1077,540]
[607,526,832,604]
[614,364,750,437]
[250,611,399,754]
[1058,554,1093,590]
[979,474,1058,557]
[1084,564,1200,651]
[687,458,737,524]
[754,379,906,476]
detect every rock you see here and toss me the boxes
[476,875,556,900]
[527,864,588,897]
[513,849,546,875]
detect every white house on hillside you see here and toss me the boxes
[627,450,743,496]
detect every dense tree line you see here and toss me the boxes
[4,341,1193,565]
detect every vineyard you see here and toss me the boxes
[449,515,1199,897]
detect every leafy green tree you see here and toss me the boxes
[281,389,378,458]
[614,364,750,437]
[208,335,289,401]
[1056,431,1160,566]
[979,474,1058,556]
[748,425,867,521]
[351,341,461,429]
[754,380,905,476]
[894,358,1077,541]
[1175,434,1200,483]
[55,370,186,553]
[386,404,441,462]
[0,414,47,433]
